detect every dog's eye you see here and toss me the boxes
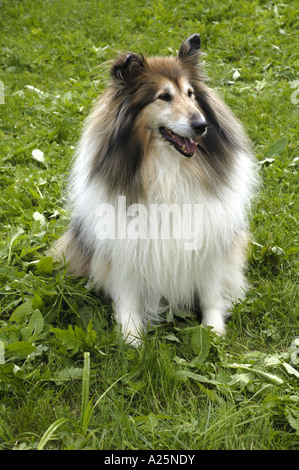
[158,93,172,102]
[188,89,194,98]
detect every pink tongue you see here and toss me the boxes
[175,135,196,154]
[185,139,197,154]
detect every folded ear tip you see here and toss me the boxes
[178,34,201,62]
[187,34,201,50]
[111,52,144,81]
[124,52,135,65]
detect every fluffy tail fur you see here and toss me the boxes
[50,230,89,277]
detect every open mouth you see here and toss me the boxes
[159,126,197,157]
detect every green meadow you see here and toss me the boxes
[0,0,298,450]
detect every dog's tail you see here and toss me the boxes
[49,229,89,277]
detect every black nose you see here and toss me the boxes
[191,117,207,135]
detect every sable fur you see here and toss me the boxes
[52,35,257,345]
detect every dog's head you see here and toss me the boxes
[110,35,207,158]
[92,35,241,199]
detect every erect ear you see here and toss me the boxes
[111,52,145,83]
[178,34,201,64]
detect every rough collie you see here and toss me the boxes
[53,34,257,345]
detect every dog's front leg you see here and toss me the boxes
[201,305,226,335]
[198,266,227,335]
[113,291,144,346]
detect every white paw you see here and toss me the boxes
[202,309,226,335]
[211,323,226,336]
[123,330,143,347]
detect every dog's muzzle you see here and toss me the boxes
[159,120,206,157]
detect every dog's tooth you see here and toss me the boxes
[182,144,186,151]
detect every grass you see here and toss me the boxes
[0,0,298,450]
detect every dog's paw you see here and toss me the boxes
[124,332,143,348]
[202,309,226,336]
